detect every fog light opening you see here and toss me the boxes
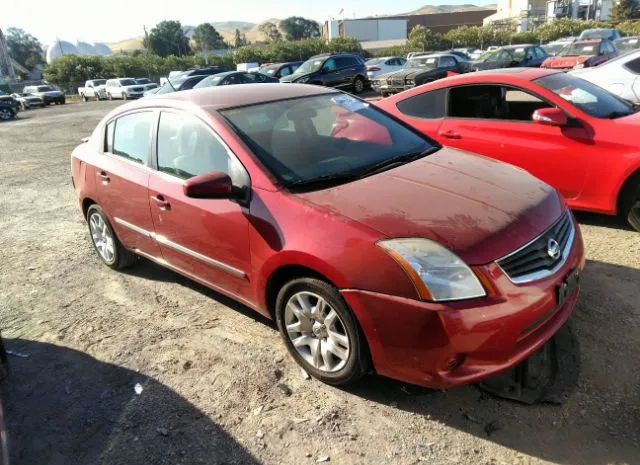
[443,354,466,372]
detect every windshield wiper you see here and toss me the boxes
[605,110,632,119]
[357,147,437,178]
[287,172,361,190]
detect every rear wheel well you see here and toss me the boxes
[82,197,96,219]
[265,265,332,319]
[617,169,640,215]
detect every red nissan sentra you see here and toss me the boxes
[71,84,585,389]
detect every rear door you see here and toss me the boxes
[148,110,252,300]
[334,56,356,87]
[93,111,161,256]
[437,84,591,199]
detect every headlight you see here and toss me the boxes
[573,63,584,69]
[295,76,310,83]
[405,79,415,86]
[378,239,486,302]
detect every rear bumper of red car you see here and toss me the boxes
[341,221,585,389]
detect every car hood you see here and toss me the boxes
[280,73,311,83]
[296,148,563,265]
[543,55,590,68]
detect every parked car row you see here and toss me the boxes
[0,85,64,120]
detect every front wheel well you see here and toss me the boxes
[617,168,640,215]
[265,265,333,319]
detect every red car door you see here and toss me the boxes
[436,84,591,200]
[93,111,161,257]
[148,111,252,302]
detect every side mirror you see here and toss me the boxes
[183,171,234,199]
[532,108,568,127]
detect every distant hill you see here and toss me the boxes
[110,37,144,53]
[210,21,255,31]
[404,3,497,14]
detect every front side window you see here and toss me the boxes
[322,58,337,72]
[293,58,325,74]
[111,112,153,164]
[157,112,231,179]
[440,56,457,67]
[396,89,447,119]
[448,85,552,121]
[280,66,292,76]
[220,93,435,190]
[535,73,635,119]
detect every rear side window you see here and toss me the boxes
[105,121,114,153]
[624,57,640,74]
[396,89,447,119]
[156,112,231,179]
[111,112,154,164]
[335,56,356,68]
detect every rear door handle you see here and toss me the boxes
[151,194,170,210]
[96,171,110,183]
[439,130,462,140]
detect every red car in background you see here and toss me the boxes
[377,68,640,231]
[72,84,584,390]
[541,39,618,69]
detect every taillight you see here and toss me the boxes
[368,67,381,72]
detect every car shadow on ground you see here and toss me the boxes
[1,338,262,465]
[122,256,639,464]
[574,210,633,231]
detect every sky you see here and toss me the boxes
[0,0,496,45]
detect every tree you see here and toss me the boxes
[407,25,442,51]
[234,29,248,48]
[193,23,226,52]
[611,0,640,21]
[259,21,282,42]
[280,16,320,41]
[144,20,190,57]
[5,27,43,70]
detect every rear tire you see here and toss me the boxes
[275,277,370,386]
[352,76,365,94]
[620,173,640,232]
[86,205,138,270]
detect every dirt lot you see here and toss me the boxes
[1,102,639,465]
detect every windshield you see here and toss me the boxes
[407,57,438,69]
[477,50,498,62]
[93,79,106,86]
[543,43,569,55]
[580,29,614,40]
[155,82,174,95]
[119,79,137,86]
[136,78,151,84]
[36,86,54,92]
[293,58,324,74]
[535,73,635,119]
[193,75,225,88]
[560,43,598,56]
[259,67,277,76]
[220,93,435,190]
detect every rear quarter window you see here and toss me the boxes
[396,89,447,119]
[111,112,154,165]
[624,57,640,74]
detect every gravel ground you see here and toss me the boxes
[1,102,639,465]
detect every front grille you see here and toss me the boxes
[391,78,404,86]
[497,212,574,283]
[132,87,143,92]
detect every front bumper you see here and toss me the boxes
[372,82,414,94]
[341,215,585,389]
[126,92,144,99]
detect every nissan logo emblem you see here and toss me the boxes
[547,238,561,260]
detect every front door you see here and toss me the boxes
[148,111,252,301]
[93,111,161,256]
[320,57,342,87]
[438,84,592,200]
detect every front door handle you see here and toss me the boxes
[151,194,171,210]
[439,130,462,140]
[96,171,110,183]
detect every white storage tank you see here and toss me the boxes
[46,40,79,63]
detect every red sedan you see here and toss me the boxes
[72,84,584,389]
[377,68,640,231]
[542,39,618,70]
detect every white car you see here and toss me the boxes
[105,78,146,100]
[570,50,640,102]
[365,57,406,79]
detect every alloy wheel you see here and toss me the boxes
[354,78,364,93]
[0,109,13,121]
[284,291,350,373]
[89,212,115,263]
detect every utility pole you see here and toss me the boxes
[0,28,17,84]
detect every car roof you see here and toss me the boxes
[143,83,338,111]
[438,67,561,83]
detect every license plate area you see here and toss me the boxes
[557,269,580,308]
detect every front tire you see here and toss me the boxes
[86,205,138,270]
[352,76,365,94]
[122,93,128,100]
[620,174,640,232]
[0,108,15,121]
[82,94,87,102]
[275,278,370,385]
[108,93,113,101]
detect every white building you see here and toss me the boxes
[323,18,408,43]
[483,0,548,31]
[545,0,615,21]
